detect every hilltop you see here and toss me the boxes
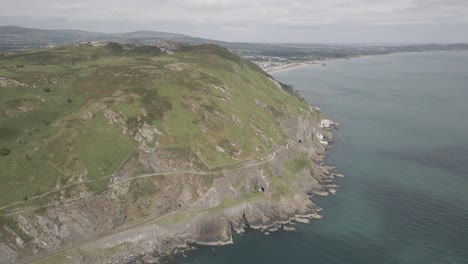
[0,42,339,263]
[0,26,192,51]
[3,26,468,64]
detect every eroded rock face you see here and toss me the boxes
[2,108,339,264]
[242,196,316,229]
[0,77,29,88]
[184,213,233,245]
[0,243,18,264]
[0,43,343,264]
[11,196,127,255]
[320,119,339,129]
[4,97,44,117]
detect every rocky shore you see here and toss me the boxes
[79,108,341,264]
[0,81,341,264]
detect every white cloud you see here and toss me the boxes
[0,0,467,42]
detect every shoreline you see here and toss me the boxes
[165,121,342,263]
[265,50,462,74]
[266,54,378,74]
[111,112,341,264]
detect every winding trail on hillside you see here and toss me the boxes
[4,139,293,216]
[1,110,315,216]
[18,209,183,264]
[16,139,296,264]
[14,110,318,264]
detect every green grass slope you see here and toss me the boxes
[0,43,309,209]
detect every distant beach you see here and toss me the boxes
[266,53,409,74]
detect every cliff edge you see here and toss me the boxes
[0,43,340,264]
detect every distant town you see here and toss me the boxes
[241,43,468,72]
[245,55,328,72]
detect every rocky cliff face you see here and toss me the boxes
[0,43,340,264]
[3,109,339,264]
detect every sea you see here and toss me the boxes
[175,51,468,264]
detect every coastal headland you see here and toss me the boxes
[0,42,341,264]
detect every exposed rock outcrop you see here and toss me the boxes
[0,44,342,264]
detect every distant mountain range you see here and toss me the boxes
[1,25,468,62]
[0,26,200,51]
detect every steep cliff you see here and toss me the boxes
[0,43,339,263]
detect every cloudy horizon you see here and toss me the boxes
[1,0,468,43]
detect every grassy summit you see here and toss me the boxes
[0,43,308,209]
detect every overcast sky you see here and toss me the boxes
[1,0,467,43]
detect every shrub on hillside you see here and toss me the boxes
[0,148,11,156]
[106,42,124,53]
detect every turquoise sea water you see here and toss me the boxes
[176,51,468,264]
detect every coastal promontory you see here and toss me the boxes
[0,43,339,263]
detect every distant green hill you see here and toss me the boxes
[0,26,193,51]
[3,26,468,67]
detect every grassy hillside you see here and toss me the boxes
[0,43,308,209]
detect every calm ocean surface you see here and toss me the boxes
[176,51,468,264]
